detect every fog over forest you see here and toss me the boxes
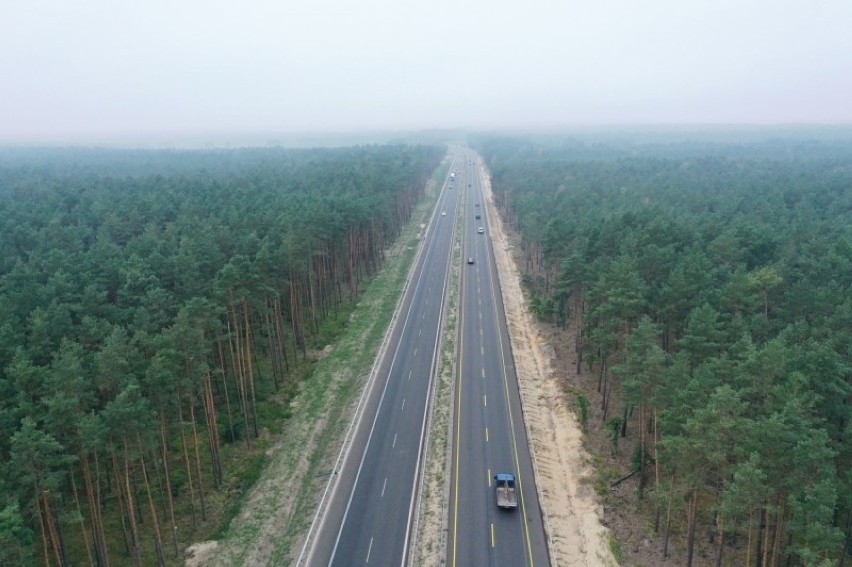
[2,1,851,145]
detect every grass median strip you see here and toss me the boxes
[413,169,463,565]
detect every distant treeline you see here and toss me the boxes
[0,144,443,565]
[472,134,851,566]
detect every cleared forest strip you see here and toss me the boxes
[192,159,451,566]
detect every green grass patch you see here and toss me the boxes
[594,465,623,496]
[608,532,625,563]
[309,299,358,350]
[214,443,270,539]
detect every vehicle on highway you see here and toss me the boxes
[477,227,484,234]
[494,473,518,510]
[441,211,446,216]
[475,203,480,207]
[467,257,474,264]
[475,213,481,219]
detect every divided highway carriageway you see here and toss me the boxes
[302,149,550,567]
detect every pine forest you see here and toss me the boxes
[1,134,849,566]
[0,144,443,565]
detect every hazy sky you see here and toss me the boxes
[2,0,851,143]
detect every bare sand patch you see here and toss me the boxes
[184,541,218,567]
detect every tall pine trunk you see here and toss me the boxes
[40,491,63,567]
[203,370,223,489]
[137,433,165,567]
[746,508,753,567]
[715,510,725,567]
[189,398,207,521]
[243,301,260,438]
[81,452,110,566]
[68,464,94,566]
[108,450,131,558]
[215,340,236,443]
[686,486,698,567]
[227,312,250,447]
[263,308,280,391]
[158,416,179,556]
[177,404,197,530]
[663,475,674,557]
[273,295,290,375]
[121,439,141,565]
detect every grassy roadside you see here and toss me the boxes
[204,158,451,566]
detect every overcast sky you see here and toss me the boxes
[1,0,851,144]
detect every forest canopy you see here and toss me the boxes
[471,132,851,566]
[0,144,443,565]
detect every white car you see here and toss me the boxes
[477,227,484,234]
[441,211,447,216]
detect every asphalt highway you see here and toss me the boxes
[303,149,550,567]
[304,151,463,566]
[447,153,551,567]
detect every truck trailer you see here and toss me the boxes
[494,473,518,510]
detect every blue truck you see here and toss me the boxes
[494,473,518,510]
